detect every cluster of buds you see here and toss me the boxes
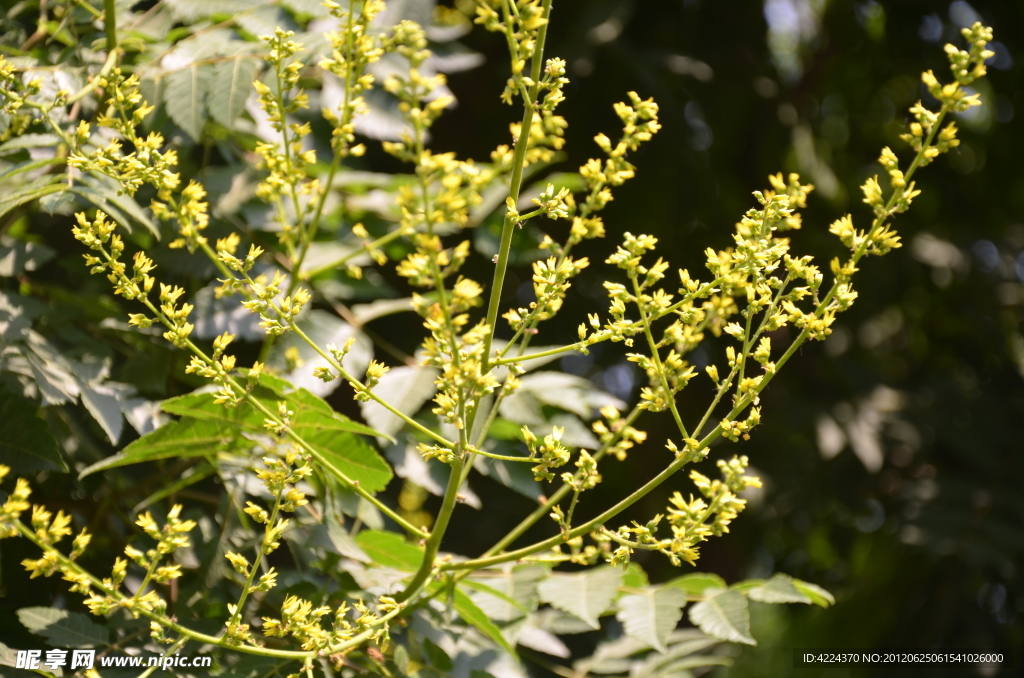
[561,449,600,493]
[358,360,390,401]
[0,467,32,538]
[156,283,195,348]
[239,270,311,337]
[381,21,453,160]
[532,183,574,220]
[591,407,647,461]
[0,55,40,121]
[522,425,571,482]
[217,237,265,275]
[84,505,195,618]
[604,515,668,568]
[262,595,396,655]
[184,332,244,405]
[491,57,569,172]
[319,0,385,158]
[548,92,661,254]
[253,29,318,249]
[647,456,762,567]
[429,319,500,431]
[503,255,590,331]
[67,70,175,197]
[630,350,696,413]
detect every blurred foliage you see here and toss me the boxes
[426,0,1023,674]
[0,0,1021,676]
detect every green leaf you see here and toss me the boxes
[421,637,453,672]
[0,157,63,182]
[452,589,518,658]
[287,388,389,439]
[301,427,393,494]
[0,641,23,668]
[621,561,650,590]
[162,381,393,492]
[392,645,410,674]
[208,57,259,128]
[77,174,159,237]
[744,573,813,604]
[165,375,389,439]
[465,565,547,623]
[289,523,369,562]
[459,580,530,622]
[79,418,238,478]
[0,179,65,221]
[17,607,109,648]
[616,587,687,653]
[659,654,733,674]
[0,134,61,154]
[663,572,728,599]
[687,589,754,645]
[631,633,721,678]
[0,389,67,473]
[164,63,210,142]
[355,530,423,570]
[537,566,623,629]
[791,578,836,608]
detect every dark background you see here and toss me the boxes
[2,0,1022,675]
[427,0,1024,673]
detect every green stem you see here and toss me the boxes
[111,266,430,540]
[303,224,410,277]
[632,274,689,439]
[231,493,284,628]
[103,0,117,54]
[445,119,949,573]
[69,47,120,104]
[135,637,188,678]
[467,406,644,565]
[495,341,583,365]
[287,1,357,298]
[481,0,554,372]
[395,456,464,602]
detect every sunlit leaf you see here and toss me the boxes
[538,566,623,629]
[79,418,238,478]
[616,587,687,652]
[687,589,754,645]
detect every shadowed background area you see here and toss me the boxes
[425,0,1024,672]
[0,0,1021,675]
